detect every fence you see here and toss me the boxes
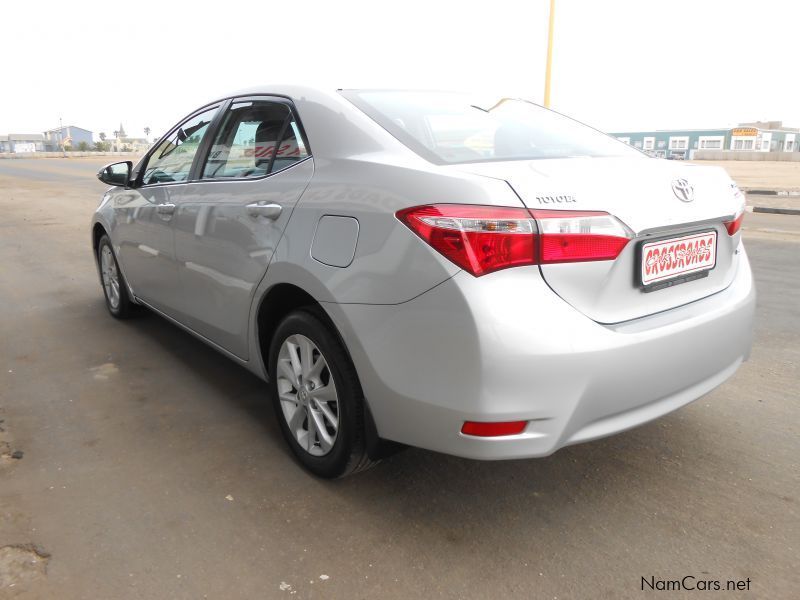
[694,151,800,162]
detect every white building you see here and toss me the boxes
[108,123,150,154]
[0,134,46,153]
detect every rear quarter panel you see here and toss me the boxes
[264,156,522,305]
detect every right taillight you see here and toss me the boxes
[396,204,632,276]
[725,182,746,236]
[724,211,744,235]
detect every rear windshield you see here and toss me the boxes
[341,90,638,165]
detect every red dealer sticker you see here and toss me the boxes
[640,231,717,287]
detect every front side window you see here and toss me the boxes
[341,90,638,164]
[141,106,218,184]
[202,100,309,180]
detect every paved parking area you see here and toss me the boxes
[1,158,798,599]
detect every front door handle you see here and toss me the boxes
[156,203,176,215]
[246,202,282,220]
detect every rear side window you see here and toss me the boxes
[341,90,639,165]
[141,106,218,184]
[202,100,309,180]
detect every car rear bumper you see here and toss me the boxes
[325,244,756,460]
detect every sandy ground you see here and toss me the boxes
[690,160,800,191]
[0,158,798,599]
[5,153,800,189]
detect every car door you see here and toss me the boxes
[170,97,313,359]
[113,105,221,314]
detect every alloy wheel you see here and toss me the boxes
[276,334,340,456]
[100,245,121,310]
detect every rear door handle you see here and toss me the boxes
[156,203,176,215]
[246,202,282,220]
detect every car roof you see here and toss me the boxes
[199,85,413,162]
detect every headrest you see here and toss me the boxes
[256,120,285,143]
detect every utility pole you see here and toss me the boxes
[543,0,556,108]
[59,116,66,157]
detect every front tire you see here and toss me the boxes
[97,234,136,319]
[268,309,376,478]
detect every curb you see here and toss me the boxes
[751,206,800,216]
[744,189,800,196]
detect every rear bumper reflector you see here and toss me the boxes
[461,420,528,437]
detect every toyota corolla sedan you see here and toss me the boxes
[92,86,755,477]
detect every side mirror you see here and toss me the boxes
[97,161,133,187]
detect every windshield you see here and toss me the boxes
[341,90,639,165]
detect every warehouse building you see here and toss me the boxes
[1,126,95,153]
[43,125,94,150]
[610,121,798,159]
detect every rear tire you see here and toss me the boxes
[269,309,377,478]
[97,234,136,319]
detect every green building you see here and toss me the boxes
[610,121,798,159]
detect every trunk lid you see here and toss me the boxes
[448,156,744,323]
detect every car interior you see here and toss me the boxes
[202,102,305,180]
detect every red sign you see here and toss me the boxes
[243,142,301,158]
[641,231,717,285]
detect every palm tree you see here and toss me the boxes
[144,126,151,140]
[99,132,106,141]
[113,130,119,139]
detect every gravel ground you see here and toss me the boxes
[1,158,798,599]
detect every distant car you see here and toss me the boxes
[93,87,755,477]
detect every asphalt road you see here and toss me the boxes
[1,158,798,599]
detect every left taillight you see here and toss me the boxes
[530,210,633,264]
[396,204,632,276]
[395,204,538,276]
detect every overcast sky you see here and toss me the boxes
[3,0,797,140]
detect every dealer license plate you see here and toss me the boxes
[640,230,717,289]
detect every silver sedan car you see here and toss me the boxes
[92,86,755,477]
